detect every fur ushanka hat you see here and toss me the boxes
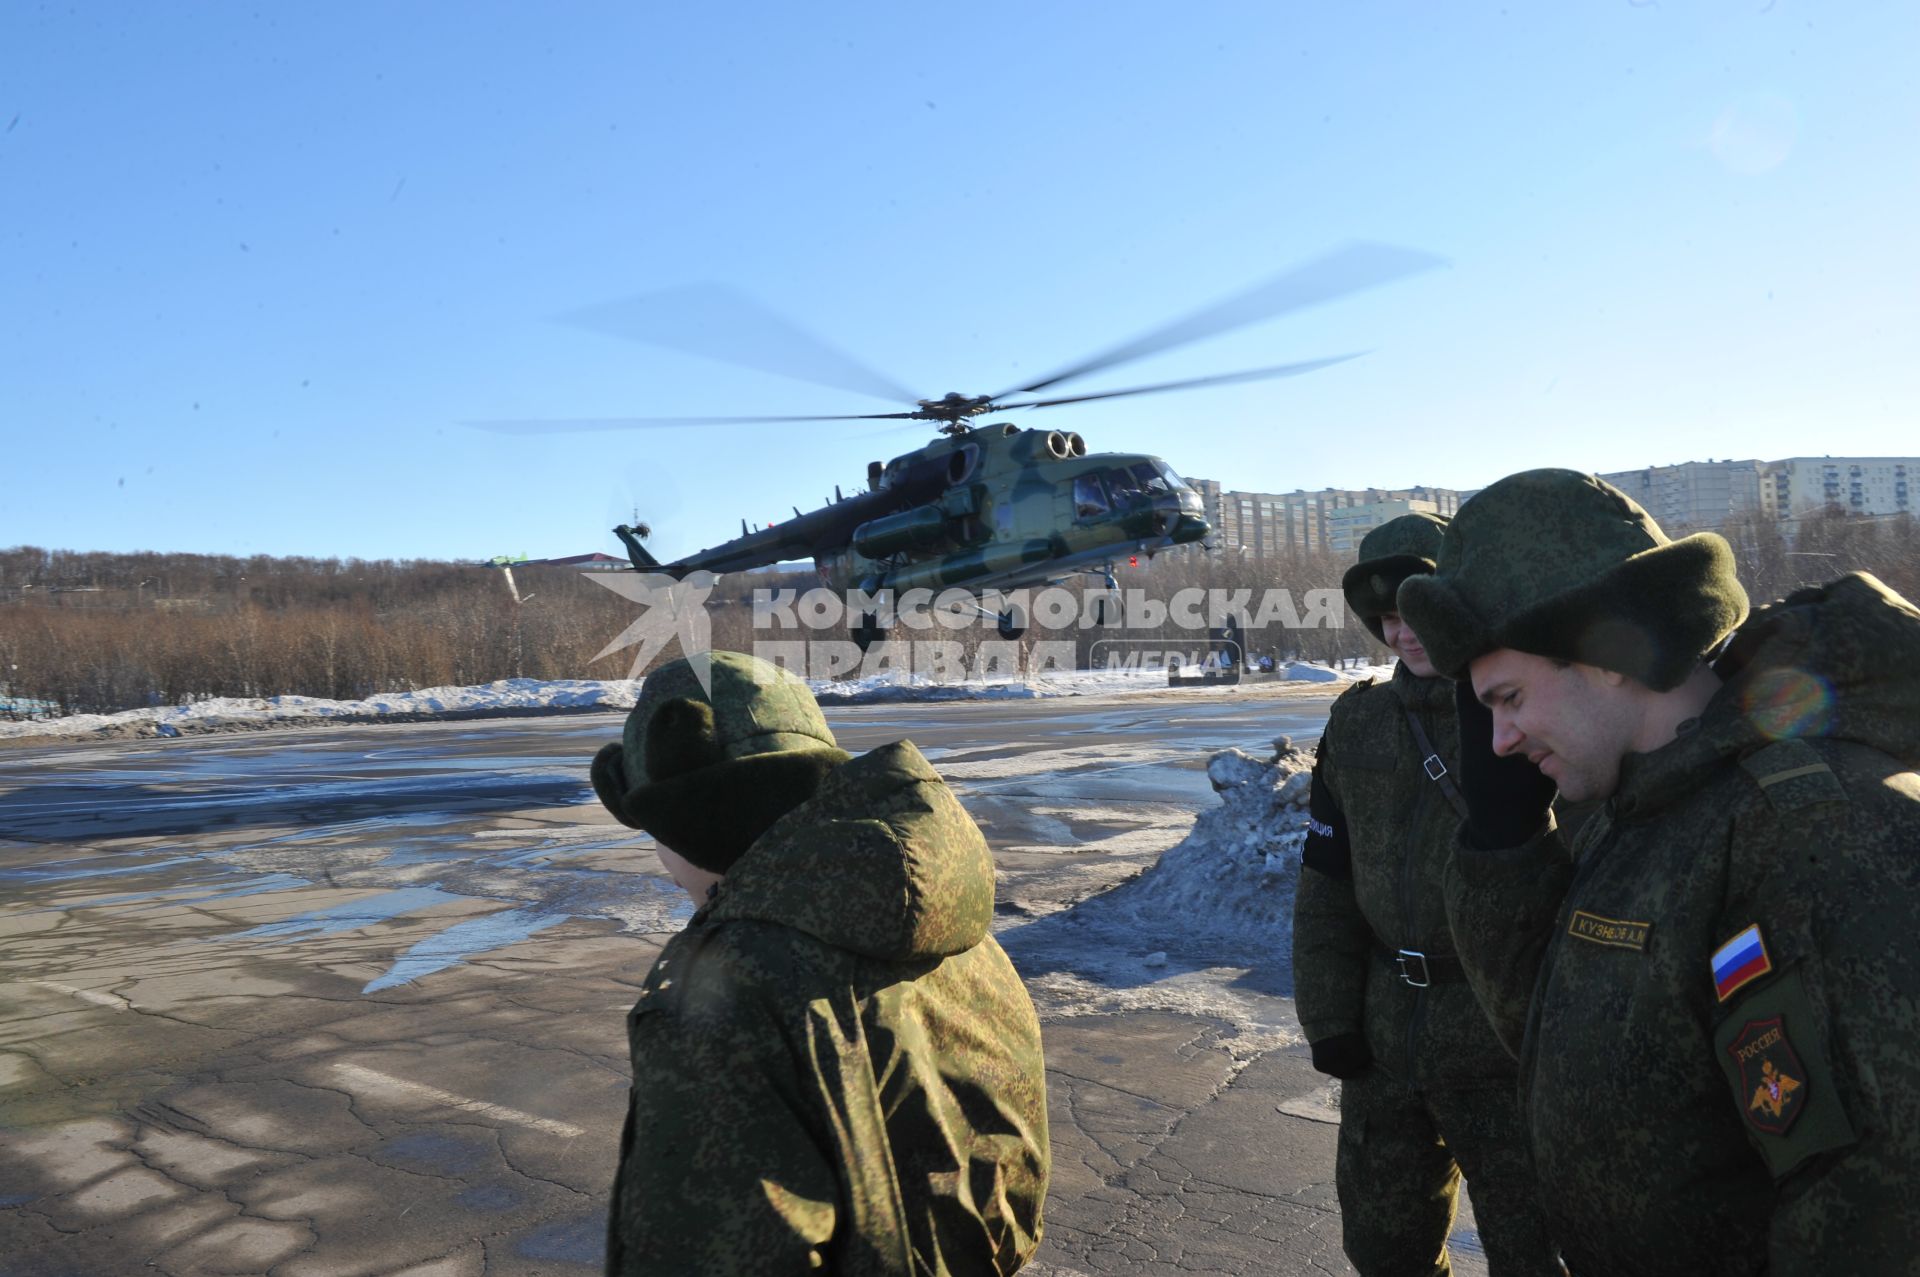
[1395,469,1749,690]
[590,652,851,873]
[1342,511,1450,644]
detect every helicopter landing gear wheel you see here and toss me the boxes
[852,612,888,652]
[996,605,1027,642]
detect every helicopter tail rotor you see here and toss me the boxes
[614,523,667,574]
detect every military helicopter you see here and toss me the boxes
[484,241,1444,645]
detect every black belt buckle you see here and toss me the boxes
[1396,949,1431,988]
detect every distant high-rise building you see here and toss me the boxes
[1759,457,1913,521]
[1182,481,1463,555]
[1597,459,1766,531]
[1597,456,1915,527]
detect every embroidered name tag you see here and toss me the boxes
[1566,910,1652,951]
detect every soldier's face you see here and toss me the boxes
[1379,613,1438,678]
[1469,649,1639,802]
[655,845,724,906]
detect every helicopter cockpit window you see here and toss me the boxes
[1107,468,1144,501]
[1152,461,1189,491]
[1130,462,1172,494]
[1073,473,1110,519]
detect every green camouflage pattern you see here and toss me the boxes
[1336,1070,1559,1277]
[606,739,1050,1275]
[1444,573,1920,1275]
[1398,469,1748,691]
[620,650,841,770]
[1295,666,1563,1275]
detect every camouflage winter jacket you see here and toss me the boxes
[1445,574,1920,1276]
[1294,665,1526,1086]
[605,740,1050,1276]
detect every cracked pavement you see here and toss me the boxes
[0,690,1488,1275]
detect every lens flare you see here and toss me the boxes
[1742,667,1835,740]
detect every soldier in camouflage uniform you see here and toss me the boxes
[1294,514,1564,1277]
[589,652,1050,1275]
[1397,468,1920,1276]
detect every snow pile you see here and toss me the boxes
[1,663,1380,741]
[998,742,1314,964]
[1096,743,1315,946]
[0,678,645,741]
[995,743,1315,1053]
[1,657,1395,742]
[1281,661,1344,683]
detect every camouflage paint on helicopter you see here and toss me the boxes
[616,420,1207,609]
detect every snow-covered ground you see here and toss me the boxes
[0,662,1387,741]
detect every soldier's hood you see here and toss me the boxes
[1620,573,1920,812]
[1709,572,1920,765]
[704,740,995,962]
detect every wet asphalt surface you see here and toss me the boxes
[0,685,1493,1277]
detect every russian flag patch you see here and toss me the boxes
[1712,924,1773,1002]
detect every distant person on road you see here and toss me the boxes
[1396,470,1920,1275]
[590,651,1050,1275]
[1293,513,1566,1276]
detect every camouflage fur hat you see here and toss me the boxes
[1396,469,1749,690]
[1342,512,1449,644]
[589,652,851,874]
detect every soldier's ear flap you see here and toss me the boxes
[591,742,643,828]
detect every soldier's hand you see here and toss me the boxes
[1309,1032,1372,1079]
[1454,679,1557,850]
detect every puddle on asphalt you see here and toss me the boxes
[515,1213,605,1265]
[457,1184,524,1213]
[0,853,201,884]
[373,1131,493,1175]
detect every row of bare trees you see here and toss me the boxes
[5,507,1916,717]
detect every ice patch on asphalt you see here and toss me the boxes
[999,744,1313,1055]
[934,740,1190,781]
[363,908,569,992]
[234,886,472,940]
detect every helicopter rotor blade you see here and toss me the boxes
[995,353,1365,411]
[559,283,919,406]
[469,411,925,435]
[993,241,1445,400]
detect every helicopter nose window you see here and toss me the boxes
[1073,473,1111,519]
[1153,461,1189,491]
[1130,462,1172,495]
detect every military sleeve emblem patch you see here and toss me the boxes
[1711,923,1772,1002]
[1726,1015,1807,1136]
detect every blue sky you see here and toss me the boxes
[3,1,1914,561]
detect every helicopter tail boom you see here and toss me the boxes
[614,524,674,575]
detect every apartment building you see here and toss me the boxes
[1187,482,1464,556]
[1597,459,1766,531]
[1759,457,1913,521]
